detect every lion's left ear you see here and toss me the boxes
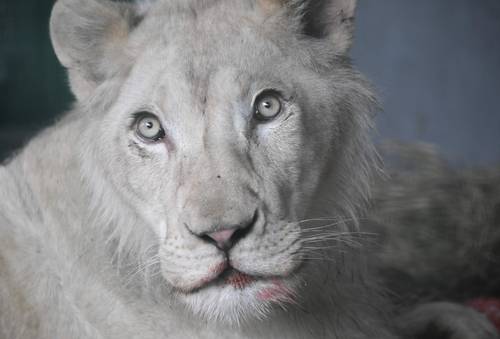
[50,0,148,101]
[258,0,357,55]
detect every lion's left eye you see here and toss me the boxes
[254,91,283,121]
[134,112,165,142]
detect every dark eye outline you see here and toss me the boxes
[132,111,166,143]
[253,89,284,122]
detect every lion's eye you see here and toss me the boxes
[254,91,282,121]
[135,112,165,142]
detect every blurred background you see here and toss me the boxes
[1,0,499,164]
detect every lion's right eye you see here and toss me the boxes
[253,90,283,122]
[134,112,165,142]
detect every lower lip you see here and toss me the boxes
[224,271,256,289]
[221,273,295,303]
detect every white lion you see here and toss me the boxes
[0,0,496,338]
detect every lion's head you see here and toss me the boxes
[50,0,376,324]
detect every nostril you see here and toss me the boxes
[200,210,259,250]
[206,229,237,250]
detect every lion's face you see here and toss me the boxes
[105,16,335,322]
[51,0,373,324]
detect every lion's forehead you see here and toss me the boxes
[130,28,287,85]
[127,2,295,80]
[135,0,273,46]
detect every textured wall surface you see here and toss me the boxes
[352,0,500,165]
[1,0,499,164]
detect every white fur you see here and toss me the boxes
[0,1,496,338]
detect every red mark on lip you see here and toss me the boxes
[257,280,294,303]
[225,271,255,289]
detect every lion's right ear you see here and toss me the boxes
[258,0,358,55]
[50,0,148,101]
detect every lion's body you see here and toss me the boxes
[369,143,500,304]
[0,0,497,338]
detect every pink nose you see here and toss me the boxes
[206,229,237,249]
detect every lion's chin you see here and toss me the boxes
[178,275,298,325]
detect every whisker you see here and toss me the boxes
[297,217,344,224]
[299,222,349,232]
[124,255,162,285]
[297,216,369,225]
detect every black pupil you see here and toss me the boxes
[263,101,272,109]
[146,121,154,129]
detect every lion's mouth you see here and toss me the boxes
[175,259,303,295]
[175,262,299,307]
[178,263,259,294]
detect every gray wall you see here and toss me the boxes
[1,0,499,165]
[352,0,500,165]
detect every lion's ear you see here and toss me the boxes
[258,0,357,55]
[50,0,145,101]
